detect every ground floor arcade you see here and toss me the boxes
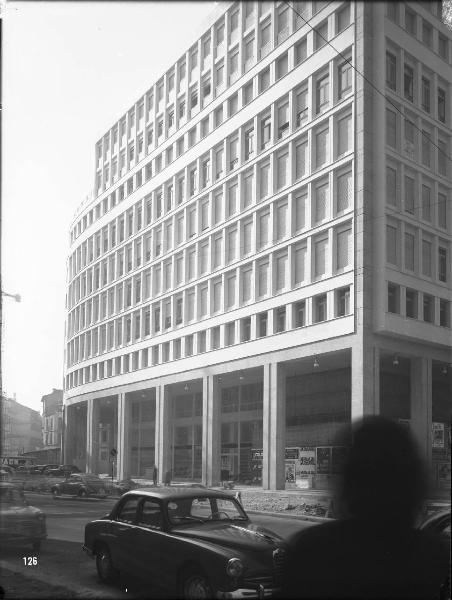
[64,341,451,492]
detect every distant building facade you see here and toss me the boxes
[1,395,42,455]
[41,389,63,448]
[64,2,451,490]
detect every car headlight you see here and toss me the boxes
[226,558,244,578]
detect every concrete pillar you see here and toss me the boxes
[155,385,171,483]
[62,405,70,465]
[86,398,99,474]
[351,344,380,422]
[117,393,130,480]
[410,357,432,471]
[202,375,221,487]
[262,362,286,490]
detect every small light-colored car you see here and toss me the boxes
[84,487,286,598]
[0,482,47,551]
[51,473,108,498]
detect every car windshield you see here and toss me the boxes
[0,488,25,506]
[167,496,247,525]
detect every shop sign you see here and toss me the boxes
[297,449,315,475]
[432,423,445,448]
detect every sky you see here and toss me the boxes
[2,0,216,414]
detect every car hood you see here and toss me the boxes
[172,521,284,551]
[0,504,43,518]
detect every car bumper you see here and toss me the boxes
[217,586,280,599]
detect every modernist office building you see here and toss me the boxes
[64,1,452,490]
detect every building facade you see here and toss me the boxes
[39,389,63,463]
[63,1,451,490]
[1,395,43,456]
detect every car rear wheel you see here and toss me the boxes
[180,570,213,599]
[78,488,88,498]
[96,544,118,584]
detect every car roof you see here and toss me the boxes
[123,487,235,501]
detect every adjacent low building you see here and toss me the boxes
[63,1,451,490]
[1,395,42,456]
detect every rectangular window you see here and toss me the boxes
[295,140,308,180]
[260,162,270,198]
[422,185,431,221]
[294,300,306,327]
[438,247,447,282]
[386,225,397,265]
[386,52,397,90]
[243,220,253,255]
[315,182,329,223]
[386,166,397,205]
[258,312,267,337]
[336,228,352,269]
[277,153,289,189]
[259,211,270,248]
[314,293,327,322]
[423,294,434,323]
[404,175,415,214]
[421,77,431,112]
[405,289,417,319]
[258,261,269,297]
[226,274,236,308]
[316,75,329,113]
[276,252,288,291]
[295,193,307,231]
[388,283,400,314]
[337,171,352,212]
[336,286,350,317]
[277,103,289,139]
[294,245,307,284]
[242,268,252,303]
[421,130,431,167]
[404,232,415,271]
[337,114,352,156]
[338,61,352,98]
[438,193,447,229]
[404,64,414,101]
[438,88,446,123]
[315,128,329,168]
[386,109,396,148]
[422,239,432,276]
[439,299,450,327]
[314,238,328,277]
[213,280,222,312]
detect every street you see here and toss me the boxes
[0,492,313,599]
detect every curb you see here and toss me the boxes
[247,509,329,523]
[52,495,105,502]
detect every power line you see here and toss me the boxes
[283,0,452,164]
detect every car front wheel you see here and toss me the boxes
[96,544,118,584]
[78,488,88,498]
[52,488,61,497]
[180,570,213,599]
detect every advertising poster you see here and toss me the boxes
[432,423,445,448]
[316,447,331,474]
[298,448,316,475]
[285,462,296,484]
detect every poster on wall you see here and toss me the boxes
[432,423,445,448]
[285,462,296,484]
[316,447,331,474]
[298,448,316,475]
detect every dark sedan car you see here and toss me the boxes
[83,487,286,598]
[47,464,81,477]
[51,474,107,498]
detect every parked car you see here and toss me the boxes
[419,509,451,540]
[83,487,286,598]
[0,467,13,482]
[51,474,107,498]
[0,482,47,551]
[47,464,81,477]
[40,464,60,475]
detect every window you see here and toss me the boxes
[314,294,327,322]
[229,138,238,170]
[213,279,222,312]
[421,130,431,167]
[260,20,271,57]
[296,88,308,126]
[259,68,270,93]
[225,322,235,347]
[295,38,307,64]
[386,109,396,148]
[386,225,398,265]
[404,232,415,271]
[439,299,450,327]
[337,170,352,212]
[226,274,236,308]
[386,166,397,206]
[295,140,308,180]
[422,21,432,47]
[315,127,329,168]
[336,286,350,316]
[294,244,307,285]
[277,153,289,189]
[275,252,288,291]
[274,306,286,333]
[117,497,140,524]
[315,21,328,50]
[386,52,397,90]
[277,103,289,139]
[405,289,417,319]
[438,35,448,60]
[421,77,431,112]
[316,75,329,113]
[387,3,397,22]
[294,300,306,327]
[314,237,328,277]
[241,317,251,342]
[261,116,271,148]
[404,117,415,159]
[242,267,252,303]
[243,81,253,105]
[243,219,253,255]
[258,312,267,337]
[244,35,254,70]
[229,51,239,83]
[387,283,400,314]
[336,228,352,269]
[258,261,269,297]
[276,53,288,79]
[404,64,414,101]
[422,185,431,221]
[438,193,447,229]
[315,181,329,223]
[258,211,270,248]
[227,227,238,263]
[405,9,416,35]
[260,162,270,199]
[438,139,447,176]
[245,128,254,160]
[404,175,415,214]
[423,294,434,323]
[422,239,432,276]
[337,114,352,155]
[438,88,446,123]
[338,61,352,98]
[438,247,447,282]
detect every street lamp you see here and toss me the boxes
[2,291,21,303]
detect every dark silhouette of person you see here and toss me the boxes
[152,464,158,486]
[282,416,450,599]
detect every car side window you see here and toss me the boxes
[116,497,140,524]
[138,499,163,530]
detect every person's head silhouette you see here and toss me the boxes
[338,416,427,527]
